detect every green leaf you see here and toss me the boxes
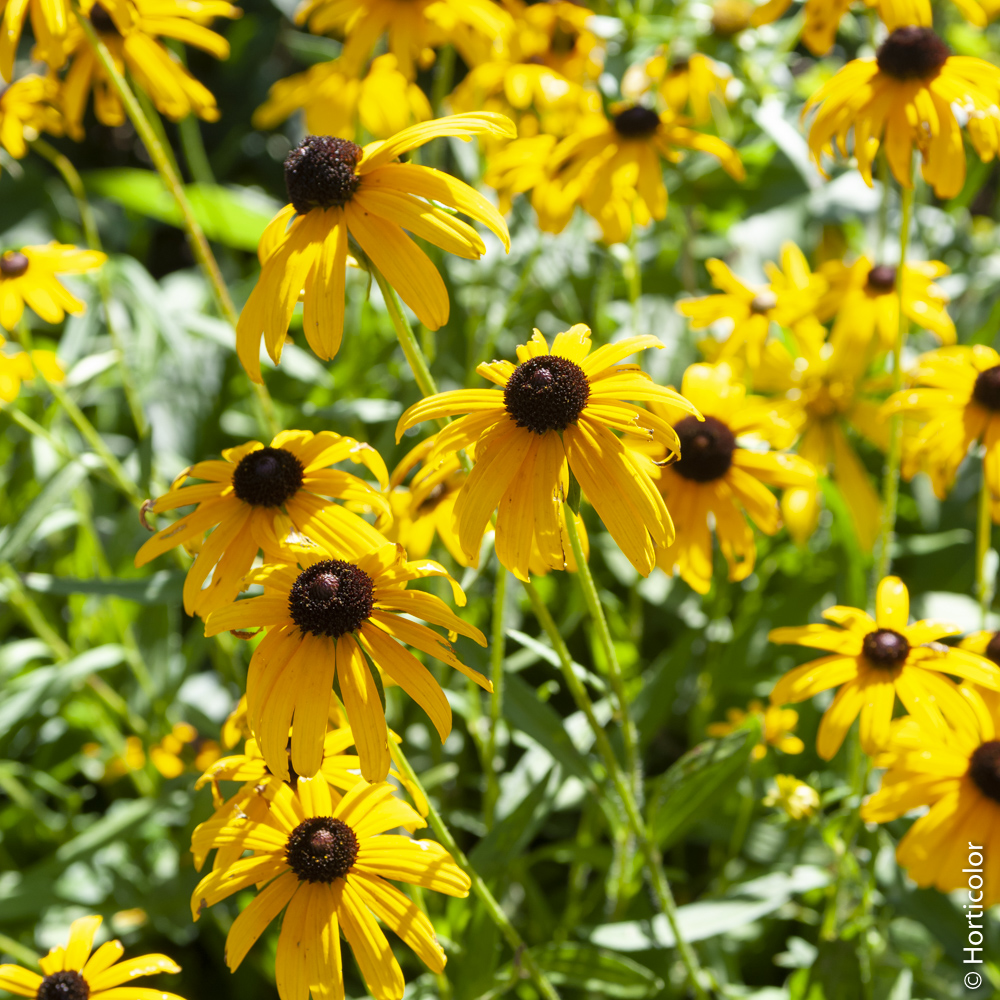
[529,943,663,998]
[22,571,185,605]
[0,462,88,563]
[84,169,281,251]
[648,717,762,849]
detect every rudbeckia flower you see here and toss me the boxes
[192,776,469,1000]
[707,699,804,760]
[57,0,240,139]
[0,244,106,330]
[678,243,825,368]
[0,75,61,161]
[884,345,1000,501]
[0,0,68,78]
[769,576,1000,759]
[817,255,955,354]
[236,113,514,383]
[0,915,184,1000]
[961,629,1000,666]
[135,430,390,619]
[623,49,731,125]
[805,23,1000,198]
[637,362,814,594]
[862,688,1000,903]
[395,325,699,580]
[204,542,488,783]
[763,775,820,819]
[0,346,63,401]
[253,54,432,141]
[503,0,604,84]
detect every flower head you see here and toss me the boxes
[396,325,699,580]
[769,576,1000,759]
[0,347,63,401]
[0,243,105,330]
[623,49,731,125]
[707,699,805,760]
[237,113,513,382]
[764,775,820,819]
[0,75,61,160]
[136,430,389,618]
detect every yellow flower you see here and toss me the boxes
[0,0,68,79]
[805,23,1000,198]
[678,243,825,368]
[0,243,105,330]
[0,915,184,1000]
[294,0,512,79]
[884,345,1000,501]
[764,775,820,819]
[0,74,61,160]
[861,688,1000,903]
[136,430,389,619]
[707,699,805,760]
[253,55,432,141]
[149,722,219,777]
[0,347,63,401]
[961,629,1000,664]
[817,255,955,354]
[624,49,731,125]
[752,331,888,549]
[236,113,513,383]
[58,0,240,139]
[204,542,488,783]
[503,0,604,84]
[191,775,469,1000]
[769,576,1000,759]
[395,325,698,580]
[489,103,743,245]
[637,362,814,594]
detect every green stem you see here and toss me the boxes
[0,932,41,969]
[483,561,508,828]
[873,183,914,586]
[977,461,994,627]
[0,562,72,659]
[877,154,890,263]
[388,741,563,1000]
[625,231,642,337]
[521,579,712,1000]
[177,114,216,185]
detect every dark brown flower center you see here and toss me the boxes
[972,365,1000,412]
[613,106,661,139]
[284,135,362,214]
[0,251,28,277]
[876,27,950,81]
[749,291,777,314]
[985,631,1000,666]
[504,354,590,433]
[862,628,910,668]
[288,560,374,638]
[38,972,89,1000]
[672,415,735,482]
[550,23,578,53]
[865,264,897,293]
[285,816,359,882]
[231,446,304,507]
[968,740,1000,804]
[88,2,119,33]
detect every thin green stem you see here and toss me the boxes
[388,741,563,1000]
[0,562,72,659]
[977,461,994,627]
[483,561,508,827]
[873,182,914,586]
[625,232,642,337]
[877,155,890,263]
[521,579,712,1000]
[177,114,216,185]
[0,932,41,969]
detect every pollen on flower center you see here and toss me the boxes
[876,27,950,81]
[968,740,1000,804]
[0,251,28,277]
[231,446,304,507]
[861,628,910,668]
[672,415,736,482]
[972,365,1000,412]
[284,135,363,215]
[865,264,897,293]
[285,816,359,882]
[288,560,374,638]
[88,2,119,33]
[37,971,90,1000]
[613,106,661,139]
[503,354,591,433]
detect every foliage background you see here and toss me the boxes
[2,1,1000,998]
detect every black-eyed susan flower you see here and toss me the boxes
[769,576,1000,760]
[0,345,63,401]
[396,325,698,580]
[961,629,1000,666]
[763,774,820,819]
[0,75,61,161]
[0,0,68,78]
[806,21,1000,198]
[885,346,1000,502]
[0,915,184,1000]
[678,243,825,367]
[191,774,470,1000]
[707,699,805,760]
[0,244,105,330]
[204,542,488,783]
[862,688,1000,902]
[503,0,604,84]
[817,255,955,354]
[253,55,431,141]
[623,48,731,125]
[150,721,219,778]
[635,362,814,594]
[136,430,390,619]
[58,0,240,139]
[236,113,513,383]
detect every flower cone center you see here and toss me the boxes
[969,740,1000,804]
[876,27,950,81]
[672,415,735,482]
[285,135,363,214]
[865,264,897,294]
[862,628,910,668]
[504,354,590,433]
[289,560,374,638]
[38,972,89,1000]
[0,251,28,277]
[972,365,1000,412]
[613,106,661,139]
[231,446,304,507]
[88,2,119,34]
[286,816,359,882]
[985,631,1000,665]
